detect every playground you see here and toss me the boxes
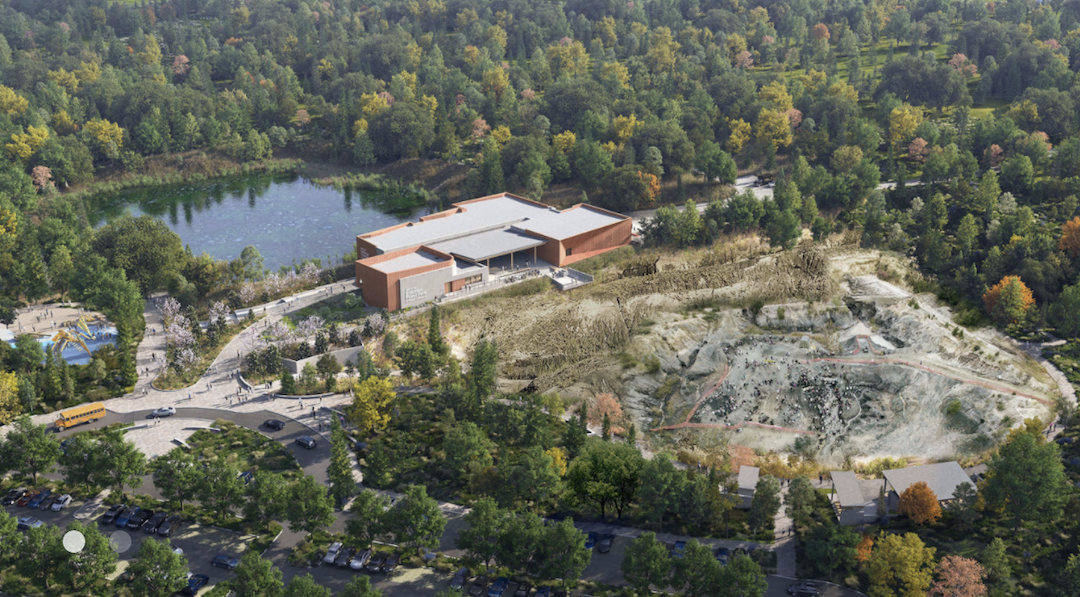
[2,304,116,365]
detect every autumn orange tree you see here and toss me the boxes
[1060,216,1080,256]
[898,481,942,525]
[982,276,1035,326]
[855,534,874,563]
[927,556,987,597]
[589,393,626,435]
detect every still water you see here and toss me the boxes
[89,173,430,269]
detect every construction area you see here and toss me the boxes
[442,239,1061,466]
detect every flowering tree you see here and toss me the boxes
[295,316,325,339]
[948,53,978,78]
[30,166,52,191]
[927,556,987,597]
[161,297,198,372]
[295,109,311,128]
[208,301,229,326]
[472,118,491,139]
[172,54,191,76]
[735,50,754,68]
[984,144,1004,168]
[908,138,929,162]
[362,312,387,337]
[239,283,256,305]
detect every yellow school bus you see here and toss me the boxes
[55,402,106,431]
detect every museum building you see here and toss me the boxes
[354,193,632,310]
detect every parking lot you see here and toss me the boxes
[5,494,252,594]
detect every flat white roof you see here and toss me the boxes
[883,461,973,501]
[738,466,760,491]
[370,250,446,274]
[431,228,546,262]
[362,194,627,254]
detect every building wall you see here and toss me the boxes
[560,217,633,266]
[397,267,456,309]
[355,247,453,311]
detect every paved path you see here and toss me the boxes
[774,485,796,577]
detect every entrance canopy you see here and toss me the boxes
[431,228,546,262]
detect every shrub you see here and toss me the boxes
[947,399,962,416]
[644,355,661,373]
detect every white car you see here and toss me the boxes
[152,406,177,417]
[51,494,72,511]
[322,542,343,565]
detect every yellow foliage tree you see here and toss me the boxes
[0,371,19,425]
[889,104,923,150]
[983,275,1036,325]
[359,93,390,118]
[420,95,438,120]
[317,58,335,78]
[725,33,747,60]
[353,118,369,138]
[596,16,618,47]
[486,24,507,51]
[391,71,418,101]
[349,376,397,434]
[491,126,512,146]
[897,481,942,524]
[553,130,577,153]
[755,109,793,151]
[137,34,163,67]
[758,81,794,111]
[462,45,481,65]
[48,68,80,93]
[647,26,681,73]
[1006,100,1040,131]
[75,61,102,85]
[600,61,630,88]
[0,85,29,116]
[545,447,568,477]
[726,118,752,154]
[482,68,511,99]
[612,114,642,146]
[84,118,124,154]
[546,39,590,78]
[6,125,49,161]
[52,110,78,135]
[1059,216,1080,256]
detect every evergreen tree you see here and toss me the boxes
[328,416,355,506]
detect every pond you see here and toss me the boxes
[89,173,431,270]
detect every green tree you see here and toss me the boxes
[346,489,390,549]
[127,536,189,597]
[384,484,446,554]
[456,497,505,570]
[151,449,202,511]
[427,305,447,359]
[495,510,544,573]
[285,574,331,597]
[443,421,494,472]
[279,368,297,395]
[1050,283,1080,338]
[233,552,285,597]
[1053,554,1080,597]
[12,334,45,372]
[395,339,437,381]
[696,140,737,185]
[244,470,289,532]
[979,538,1010,586]
[285,474,335,534]
[866,533,937,597]
[3,415,61,483]
[93,427,147,496]
[57,520,116,591]
[463,339,498,420]
[0,511,18,565]
[804,524,860,580]
[764,203,802,249]
[983,429,1070,527]
[636,456,687,525]
[48,245,73,300]
[956,213,979,257]
[196,458,244,522]
[328,415,355,506]
[340,576,383,597]
[535,517,592,586]
[91,215,186,294]
[61,434,101,494]
[497,445,562,510]
[565,439,644,518]
[622,531,672,596]
[672,539,724,597]
[784,475,817,529]
[17,523,64,590]
[748,475,781,536]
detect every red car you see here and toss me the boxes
[15,491,40,507]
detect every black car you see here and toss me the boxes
[335,546,356,568]
[127,509,154,530]
[295,436,317,449]
[157,514,183,537]
[514,582,532,596]
[211,554,240,570]
[597,533,615,554]
[382,555,399,573]
[181,573,210,596]
[1,487,26,506]
[366,553,387,573]
[143,511,168,533]
[38,494,61,510]
[264,419,286,431]
[101,504,127,525]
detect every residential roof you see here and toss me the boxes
[431,228,546,262]
[360,194,628,254]
[883,461,973,501]
[830,471,868,507]
[368,249,447,274]
[738,466,760,491]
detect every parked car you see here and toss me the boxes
[488,577,510,597]
[469,576,489,596]
[152,406,177,417]
[514,582,532,596]
[60,438,74,454]
[181,573,210,596]
[382,555,399,573]
[211,554,240,570]
[101,504,126,525]
[335,546,357,568]
[2,487,26,506]
[349,549,372,570]
[264,419,286,431]
[115,506,140,527]
[38,493,61,510]
[143,511,168,533]
[584,531,599,550]
[127,508,154,530]
[295,436,317,449]
[26,490,51,509]
[17,515,44,530]
[597,534,615,554]
[671,540,687,558]
[15,491,39,507]
[533,589,551,597]
[787,582,820,596]
[450,567,470,590]
[322,542,343,565]
[715,546,730,566]
[366,553,387,573]
[50,494,72,512]
[157,514,182,537]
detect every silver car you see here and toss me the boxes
[50,494,72,512]
[322,542,343,565]
[349,549,371,570]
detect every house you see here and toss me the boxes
[882,461,975,511]
[828,471,879,526]
[735,466,759,509]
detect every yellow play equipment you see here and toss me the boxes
[49,316,97,358]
